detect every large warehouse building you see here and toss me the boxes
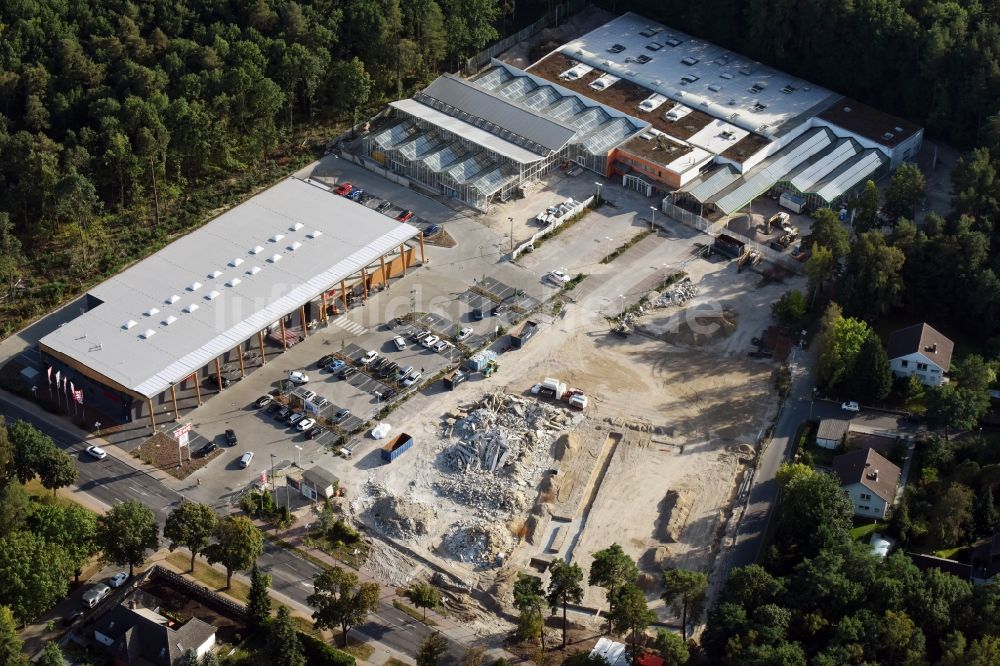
[361,12,921,214]
[39,177,422,428]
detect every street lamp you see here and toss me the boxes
[649,206,657,232]
[294,444,302,469]
[270,453,276,494]
[508,217,514,253]
[94,421,102,437]
[594,181,602,204]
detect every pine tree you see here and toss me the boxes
[247,564,273,629]
[266,606,305,666]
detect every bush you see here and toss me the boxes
[298,631,356,666]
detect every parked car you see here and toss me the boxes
[396,210,414,222]
[239,452,254,468]
[196,441,218,458]
[109,572,129,588]
[327,359,346,373]
[334,408,351,424]
[62,610,84,627]
[267,401,283,414]
[347,188,365,201]
[288,412,306,426]
[841,401,861,413]
[379,362,399,379]
[314,396,330,409]
[300,389,317,402]
[297,417,316,432]
[334,182,353,196]
[225,429,237,445]
[360,350,378,366]
[275,405,292,420]
[411,328,430,341]
[85,445,108,460]
[456,327,474,341]
[305,426,325,440]
[433,339,452,353]
[316,354,335,368]
[422,334,440,348]
[82,583,111,609]
[254,395,273,408]
[381,387,397,400]
[424,224,441,236]
[396,365,415,381]
[402,372,422,387]
[393,335,407,351]
[492,303,510,315]
[547,269,570,285]
[340,366,358,380]
[370,357,387,373]
[288,370,310,384]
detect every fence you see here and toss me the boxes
[662,200,712,232]
[464,0,591,74]
[510,195,594,260]
[149,565,250,621]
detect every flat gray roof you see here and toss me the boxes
[40,177,419,398]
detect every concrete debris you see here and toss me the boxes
[365,482,437,540]
[442,519,514,566]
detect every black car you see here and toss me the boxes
[208,375,231,388]
[275,405,292,420]
[196,441,218,458]
[254,395,272,408]
[380,387,397,400]
[379,362,399,379]
[334,408,351,424]
[267,401,282,414]
[316,354,335,368]
[424,224,441,236]
[306,426,325,440]
[63,610,84,627]
[492,303,510,315]
[340,366,357,380]
[225,429,237,445]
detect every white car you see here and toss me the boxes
[393,335,407,351]
[422,335,440,348]
[288,370,309,384]
[300,389,317,402]
[547,270,570,285]
[239,451,254,468]
[456,327,474,341]
[85,445,107,460]
[109,572,129,588]
[361,350,378,365]
[402,372,423,387]
[296,417,316,432]
[433,340,452,353]
[841,401,861,413]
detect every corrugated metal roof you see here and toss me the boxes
[813,149,886,203]
[684,165,739,201]
[40,178,420,399]
[390,99,545,164]
[787,138,859,193]
[420,75,577,153]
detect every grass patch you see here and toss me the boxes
[849,522,879,541]
[306,531,370,570]
[23,478,84,508]
[601,229,653,264]
[385,658,411,666]
[392,599,437,626]
[933,546,968,560]
[263,533,339,571]
[340,638,375,660]
[164,551,250,603]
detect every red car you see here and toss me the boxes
[396,210,414,222]
[334,182,353,196]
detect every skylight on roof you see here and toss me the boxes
[227,277,241,287]
[205,290,220,300]
[290,222,304,231]
[144,307,159,317]
[247,265,261,275]
[123,320,137,330]
[288,241,302,251]
[183,303,199,313]
[268,254,282,263]
[270,234,284,243]
[307,230,323,239]
[162,315,177,326]
[140,329,156,339]
[188,281,202,292]
[166,294,180,304]
[209,270,222,279]
[250,245,263,255]
[230,257,244,267]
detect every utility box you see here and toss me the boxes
[510,320,539,349]
[381,433,414,463]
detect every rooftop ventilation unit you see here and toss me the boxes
[162,315,177,326]
[640,26,662,38]
[289,222,303,231]
[188,281,202,292]
[247,265,261,275]
[166,294,180,304]
[229,257,244,267]
[664,37,683,47]
[894,126,904,133]
[123,320,137,330]
[646,42,664,51]
[226,277,241,287]
[843,106,852,113]
[681,56,699,66]
[183,303,199,313]
[140,329,156,339]
[307,230,322,239]
[882,132,894,140]
[250,245,264,255]
[270,233,284,243]
[781,84,797,94]
[288,241,302,251]
[208,269,222,279]
[720,72,734,80]
[634,54,653,65]
[268,254,282,263]
[205,290,220,301]
[708,84,722,92]
[608,44,626,54]
[144,307,159,317]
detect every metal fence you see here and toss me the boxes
[464,0,591,74]
[662,200,712,232]
[510,195,594,260]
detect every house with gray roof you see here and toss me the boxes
[93,594,216,666]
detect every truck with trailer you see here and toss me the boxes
[381,433,413,463]
[537,377,588,409]
[510,320,539,349]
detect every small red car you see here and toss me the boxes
[334,182,353,196]
[396,210,414,222]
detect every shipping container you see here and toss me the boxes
[510,320,539,349]
[779,192,806,214]
[712,233,747,259]
[444,369,468,390]
[466,350,498,372]
[381,433,414,463]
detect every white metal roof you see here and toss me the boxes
[813,149,887,203]
[787,138,860,193]
[40,178,419,398]
[390,98,546,164]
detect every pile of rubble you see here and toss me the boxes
[442,519,514,566]
[365,482,437,540]
[654,277,698,309]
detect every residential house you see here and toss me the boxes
[971,532,1000,584]
[816,417,851,449]
[886,323,953,387]
[832,448,901,519]
[93,590,216,666]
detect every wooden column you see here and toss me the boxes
[380,254,388,285]
[193,373,202,405]
[340,280,348,310]
[300,305,308,339]
[419,233,426,263]
[237,343,246,378]
[148,398,157,430]
[361,268,369,299]
[321,293,329,322]
[170,385,179,422]
[215,357,223,391]
[399,244,407,276]
[257,331,267,364]
[279,319,288,350]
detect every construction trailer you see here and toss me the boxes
[381,433,414,463]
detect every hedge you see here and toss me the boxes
[298,631,356,666]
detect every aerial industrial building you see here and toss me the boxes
[363,12,921,214]
[39,177,422,427]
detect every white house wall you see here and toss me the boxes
[890,351,946,387]
[843,482,890,519]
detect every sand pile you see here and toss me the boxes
[442,519,514,566]
[659,488,694,543]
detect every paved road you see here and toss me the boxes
[0,393,467,663]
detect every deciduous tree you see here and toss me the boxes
[854,179,881,232]
[0,531,71,623]
[37,641,66,666]
[37,449,77,497]
[307,566,380,647]
[809,208,850,262]
[772,290,806,332]
[6,419,55,484]
[29,504,98,583]
[164,501,218,572]
[416,631,449,666]
[884,163,925,221]
[98,500,159,577]
[0,605,25,665]
[654,629,689,666]
[844,331,893,404]
[406,580,441,621]
[204,515,262,589]
[840,232,905,322]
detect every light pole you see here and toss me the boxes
[508,217,514,253]
[374,391,382,423]
[294,444,302,468]
[594,181,602,204]
[270,453,276,494]
[649,206,657,232]
[409,287,417,320]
